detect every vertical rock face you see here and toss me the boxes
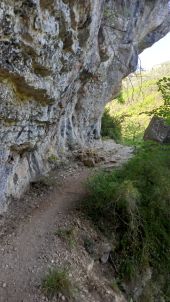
[0,0,170,210]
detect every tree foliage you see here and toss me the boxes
[157,77,170,105]
[150,77,170,124]
[101,108,122,142]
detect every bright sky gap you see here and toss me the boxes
[139,32,170,70]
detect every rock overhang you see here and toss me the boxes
[0,0,169,210]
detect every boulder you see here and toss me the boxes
[144,116,170,144]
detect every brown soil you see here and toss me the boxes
[0,141,132,302]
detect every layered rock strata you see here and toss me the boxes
[0,0,170,210]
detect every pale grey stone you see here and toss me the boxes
[0,0,169,210]
[144,116,170,143]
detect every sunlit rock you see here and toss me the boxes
[144,116,170,143]
[0,0,169,210]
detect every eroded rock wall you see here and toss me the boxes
[0,0,170,210]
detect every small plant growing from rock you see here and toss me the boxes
[55,228,76,248]
[83,143,170,299]
[83,237,95,256]
[110,279,121,295]
[42,268,73,299]
[48,154,59,164]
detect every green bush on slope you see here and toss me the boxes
[83,143,170,299]
[101,108,122,142]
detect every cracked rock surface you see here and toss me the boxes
[0,0,170,209]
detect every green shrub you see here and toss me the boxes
[157,77,170,105]
[42,268,73,298]
[156,77,170,124]
[101,108,122,142]
[146,77,170,125]
[83,142,170,299]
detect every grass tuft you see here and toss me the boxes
[55,228,76,248]
[42,268,73,298]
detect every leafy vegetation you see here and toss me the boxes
[157,76,170,105]
[83,142,170,300]
[104,62,170,145]
[148,76,170,124]
[42,268,73,299]
[88,62,170,300]
[101,108,122,142]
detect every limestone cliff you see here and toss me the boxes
[0,0,170,210]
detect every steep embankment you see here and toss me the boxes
[0,0,170,209]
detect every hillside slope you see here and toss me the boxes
[107,62,170,145]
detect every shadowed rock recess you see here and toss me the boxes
[0,0,170,210]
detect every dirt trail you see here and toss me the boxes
[0,142,133,302]
[0,167,91,302]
